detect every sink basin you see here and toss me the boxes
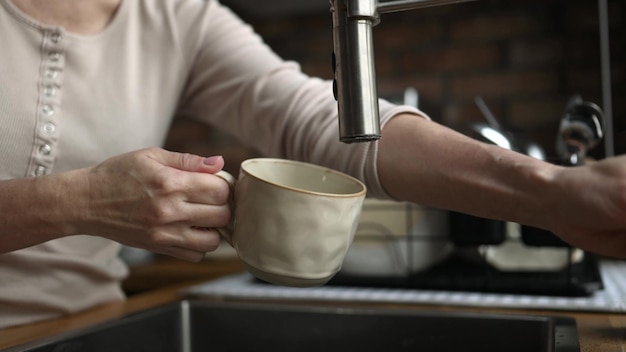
[5,300,579,351]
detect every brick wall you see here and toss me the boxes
[165,0,624,169]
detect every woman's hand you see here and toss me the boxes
[378,113,626,259]
[72,148,231,262]
[547,155,626,258]
[0,148,231,261]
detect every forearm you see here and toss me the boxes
[0,170,86,253]
[377,114,562,231]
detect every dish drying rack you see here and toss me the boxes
[330,203,604,297]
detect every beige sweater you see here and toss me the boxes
[0,0,423,328]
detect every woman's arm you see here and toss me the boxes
[0,171,80,252]
[378,114,626,258]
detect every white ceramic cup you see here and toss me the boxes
[214,158,367,287]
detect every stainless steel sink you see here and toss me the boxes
[4,300,580,351]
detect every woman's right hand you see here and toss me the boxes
[76,148,232,262]
[0,148,232,262]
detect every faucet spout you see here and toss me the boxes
[331,0,381,143]
[330,0,479,143]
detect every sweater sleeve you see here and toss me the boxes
[176,0,428,199]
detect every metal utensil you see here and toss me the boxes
[556,95,604,166]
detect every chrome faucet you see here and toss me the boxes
[331,0,478,143]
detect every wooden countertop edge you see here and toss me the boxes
[0,280,192,350]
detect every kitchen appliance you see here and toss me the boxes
[333,203,603,297]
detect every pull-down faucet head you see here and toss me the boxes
[330,0,478,143]
[331,0,381,143]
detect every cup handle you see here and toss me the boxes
[213,170,237,246]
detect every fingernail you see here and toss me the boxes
[203,155,222,165]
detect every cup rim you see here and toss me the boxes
[240,158,367,198]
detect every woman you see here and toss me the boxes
[1,0,625,328]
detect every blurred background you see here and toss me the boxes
[165,0,624,175]
[123,0,625,295]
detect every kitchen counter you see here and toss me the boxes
[1,257,625,351]
[121,254,245,295]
